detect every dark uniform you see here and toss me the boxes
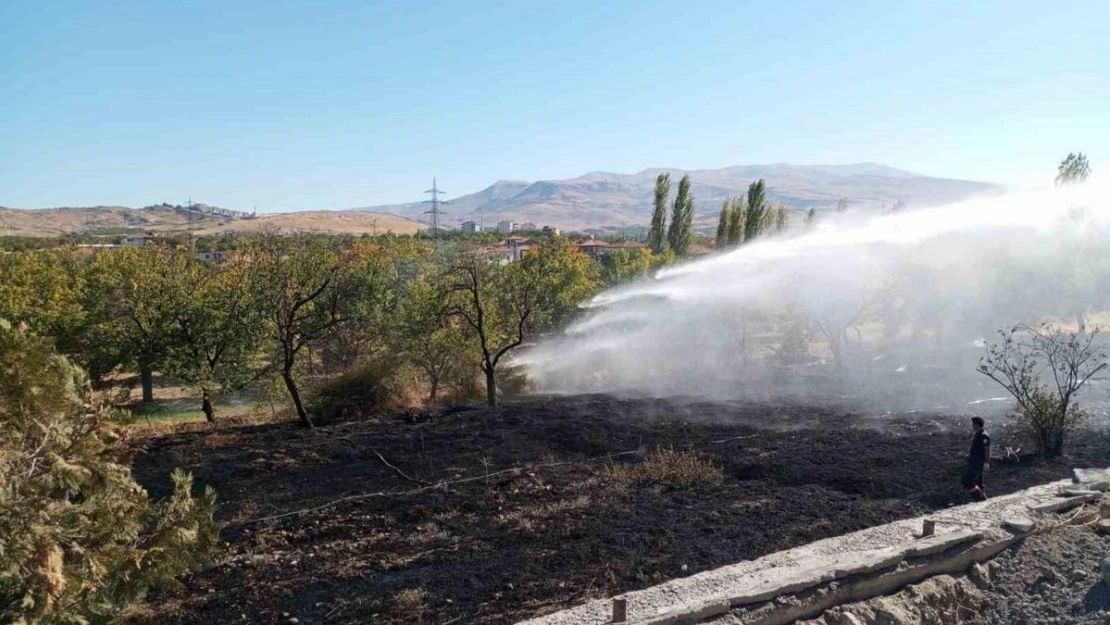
[962,429,991,500]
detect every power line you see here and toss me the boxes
[423,177,449,242]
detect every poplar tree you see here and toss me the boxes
[726,195,745,244]
[715,200,730,248]
[743,179,768,242]
[667,174,694,256]
[648,173,671,254]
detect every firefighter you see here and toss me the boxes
[962,416,991,502]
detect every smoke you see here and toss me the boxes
[519,176,1110,415]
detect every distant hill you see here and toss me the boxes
[0,204,423,238]
[351,163,1001,231]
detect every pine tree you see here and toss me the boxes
[743,179,768,242]
[0,320,216,624]
[715,200,730,248]
[648,173,671,254]
[667,174,694,256]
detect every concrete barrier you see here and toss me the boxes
[518,473,1105,625]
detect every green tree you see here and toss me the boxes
[667,174,694,256]
[648,173,671,254]
[601,248,654,286]
[161,254,267,422]
[715,200,730,248]
[395,273,472,401]
[451,238,597,406]
[0,320,216,624]
[743,179,768,242]
[249,233,357,428]
[726,196,745,245]
[836,197,849,212]
[0,250,88,359]
[81,246,185,402]
[1056,152,1091,186]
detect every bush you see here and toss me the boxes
[310,358,417,423]
[978,323,1106,458]
[606,448,724,489]
[0,320,217,624]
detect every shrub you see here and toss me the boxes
[978,323,1106,458]
[0,320,217,624]
[310,358,416,423]
[606,448,724,489]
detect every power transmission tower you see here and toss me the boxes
[423,177,448,242]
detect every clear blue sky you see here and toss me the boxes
[3,0,1107,211]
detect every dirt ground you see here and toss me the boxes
[127,396,1110,625]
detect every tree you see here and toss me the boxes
[396,274,471,402]
[726,196,745,245]
[0,320,216,624]
[770,204,791,233]
[648,174,671,254]
[715,200,730,248]
[977,323,1107,458]
[81,246,184,403]
[161,254,267,422]
[250,233,356,428]
[836,197,849,212]
[804,207,818,228]
[667,174,694,256]
[601,248,654,286]
[451,238,596,406]
[1056,152,1091,186]
[743,179,768,242]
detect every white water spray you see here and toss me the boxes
[520,176,1110,413]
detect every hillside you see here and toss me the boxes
[0,204,423,238]
[352,163,1001,231]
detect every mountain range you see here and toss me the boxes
[1,164,1000,237]
[0,204,423,238]
[352,163,1001,231]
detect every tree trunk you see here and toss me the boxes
[282,368,314,428]
[484,365,497,408]
[429,376,439,402]
[1076,311,1087,334]
[140,365,154,403]
[201,388,215,423]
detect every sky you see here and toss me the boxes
[2,0,1107,212]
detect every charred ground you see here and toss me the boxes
[129,396,1110,625]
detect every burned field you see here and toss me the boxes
[129,396,1110,625]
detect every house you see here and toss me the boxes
[608,240,648,252]
[541,225,561,237]
[497,220,515,234]
[478,236,535,263]
[573,236,611,258]
[120,236,148,247]
[518,222,538,231]
[461,221,483,233]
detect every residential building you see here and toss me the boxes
[518,222,538,231]
[497,220,515,234]
[120,236,148,247]
[541,225,561,237]
[461,221,482,233]
[574,236,610,258]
